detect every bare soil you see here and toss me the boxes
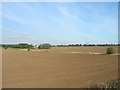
[2,46,118,88]
[32,46,119,53]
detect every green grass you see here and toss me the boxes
[60,51,120,55]
[89,79,120,89]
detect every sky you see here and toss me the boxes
[2,2,118,45]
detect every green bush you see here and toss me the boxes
[4,47,8,49]
[27,48,30,51]
[89,79,120,89]
[106,47,114,54]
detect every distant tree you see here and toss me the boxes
[18,43,32,48]
[1,43,34,49]
[106,47,114,54]
[38,43,51,49]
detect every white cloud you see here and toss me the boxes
[3,3,46,32]
[2,27,20,32]
[9,33,27,38]
[9,33,37,40]
[3,2,37,26]
[3,13,33,26]
[0,26,2,30]
[15,3,36,14]
[58,7,78,21]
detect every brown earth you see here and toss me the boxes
[32,46,119,53]
[2,47,118,88]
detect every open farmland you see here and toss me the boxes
[2,46,118,88]
[31,46,119,54]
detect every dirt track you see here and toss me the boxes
[2,47,118,88]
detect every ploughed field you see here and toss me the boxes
[2,46,118,88]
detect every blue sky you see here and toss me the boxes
[2,2,118,45]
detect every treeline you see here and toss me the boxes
[0,43,34,49]
[0,43,51,49]
[0,43,119,49]
[55,44,120,47]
